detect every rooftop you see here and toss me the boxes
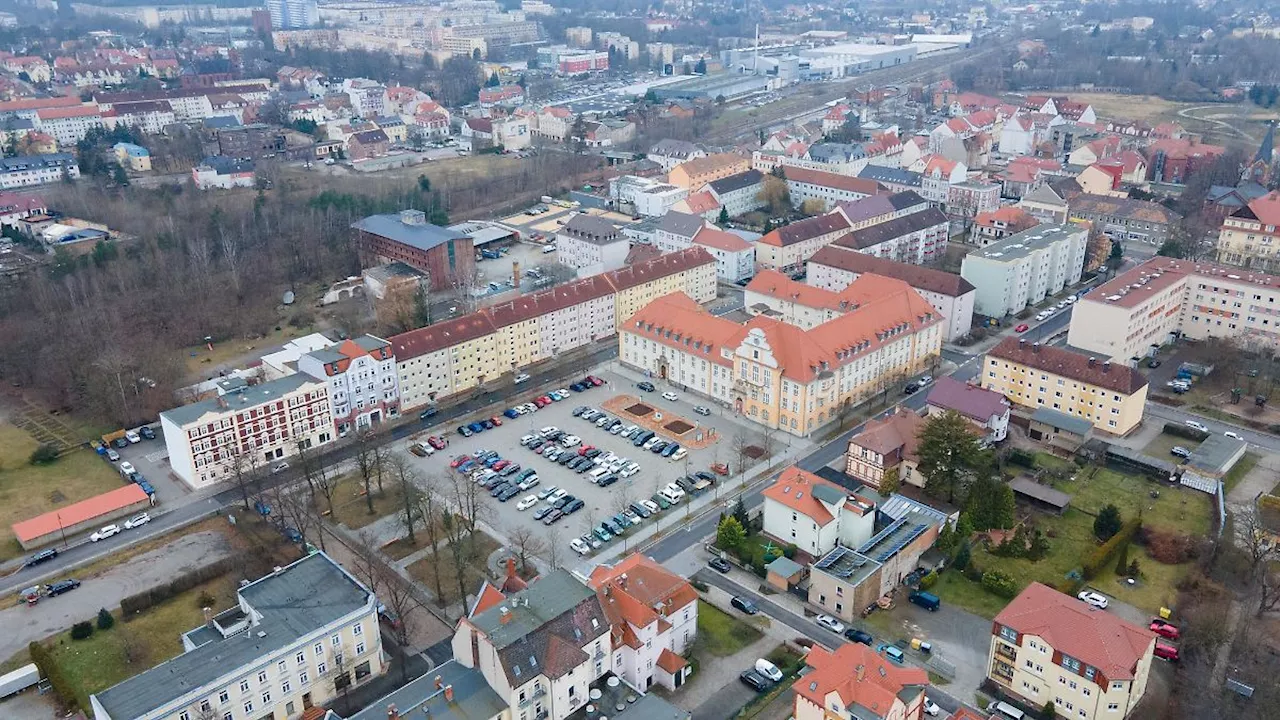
[989,338,1149,395]
[159,373,325,427]
[1069,193,1179,225]
[792,642,928,719]
[561,214,622,244]
[339,660,506,720]
[784,166,883,195]
[1031,406,1093,436]
[93,553,373,719]
[925,376,1009,422]
[1081,256,1280,310]
[810,545,881,585]
[12,483,149,544]
[708,168,764,195]
[352,211,467,253]
[1187,433,1247,475]
[967,223,1085,263]
[832,207,948,251]
[758,212,850,247]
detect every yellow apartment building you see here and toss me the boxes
[666,152,751,190]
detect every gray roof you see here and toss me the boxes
[471,569,596,647]
[807,142,866,163]
[1187,434,1247,475]
[856,165,922,187]
[561,214,621,244]
[649,138,702,158]
[93,553,373,719]
[657,210,706,239]
[202,115,241,129]
[811,483,847,507]
[199,155,254,174]
[1020,183,1068,206]
[836,207,948,250]
[925,376,1009,422]
[967,223,1084,263]
[160,373,323,427]
[0,153,76,171]
[764,555,804,577]
[1030,406,1092,436]
[339,660,506,720]
[352,213,466,253]
[708,169,764,195]
[1009,476,1072,509]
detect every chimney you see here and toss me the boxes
[1088,357,1096,367]
[1103,360,1111,372]
[387,704,399,720]
[500,607,512,624]
[856,664,865,681]
[512,260,521,288]
[1032,342,1040,353]
[506,557,518,583]
[444,685,455,703]
[435,675,443,690]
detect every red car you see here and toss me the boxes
[710,462,730,475]
[427,435,447,450]
[1154,641,1179,662]
[449,455,471,469]
[587,375,605,386]
[579,444,595,456]
[538,395,553,404]
[1149,620,1180,640]
[534,397,550,408]
[490,416,504,426]
[492,460,510,471]
[1015,323,1029,333]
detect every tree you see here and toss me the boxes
[412,474,448,603]
[96,607,115,630]
[509,526,546,575]
[718,206,730,224]
[391,455,421,544]
[716,515,747,551]
[1094,504,1123,541]
[731,431,753,475]
[352,430,380,515]
[964,472,1014,530]
[827,114,862,143]
[112,163,129,187]
[732,495,750,531]
[485,71,501,87]
[440,509,472,609]
[917,410,987,504]
[756,175,791,216]
[228,450,261,511]
[1043,699,1057,719]
[1115,541,1130,576]
[953,540,972,570]
[694,57,707,74]
[879,466,901,495]
[545,526,564,569]
[1109,238,1124,273]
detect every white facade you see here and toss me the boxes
[537,293,617,358]
[36,111,104,145]
[0,154,80,188]
[111,106,176,134]
[610,175,688,217]
[961,224,1088,317]
[343,79,387,117]
[556,232,629,274]
[807,258,976,342]
[696,241,755,282]
[297,335,400,436]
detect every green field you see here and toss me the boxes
[696,600,762,657]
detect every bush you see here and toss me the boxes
[919,570,938,590]
[783,543,799,560]
[120,556,235,616]
[29,443,60,464]
[1114,542,1130,576]
[1163,422,1209,441]
[1006,448,1036,468]
[196,590,217,608]
[1140,527,1201,564]
[1094,504,1123,541]
[1055,575,1085,596]
[953,542,971,571]
[29,641,77,710]
[982,570,1019,599]
[96,607,115,630]
[964,563,985,582]
[1083,518,1142,580]
[70,621,94,640]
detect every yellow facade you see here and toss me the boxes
[981,356,1147,435]
[989,631,1153,720]
[450,333,502,392]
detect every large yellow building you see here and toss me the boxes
[666,152,751,190]
[982,337,1148,435]
[1216,190,1280,273]
[989,583,1156,720]
[619,273,943,437]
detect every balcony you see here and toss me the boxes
[594,648,605,660]
[994,643,1018,663]
[991,660,1015,684]
[519,686,547,708]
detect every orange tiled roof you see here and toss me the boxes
[693,225,750,252]
[13,484,148,543]
[761,466,847,524]
[792,642,928,716]
[679,190,719,215]
[656,648,687,673]
[470,581,507,617]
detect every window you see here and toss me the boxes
[282,679,291,694]
[240,680,250,693]
[315,643,324,656]
[353,623,363,637]
[243,701,254,715]
[356,641,366,655]
[296,651,306,665]
[318,662,327,675]
[999,626,1018,642]
[278,660,287,674]
[180,712,190,720]
[1061,655,1081,673]
[1108,704,1120,711]
[219,690,229,704]
[258,671,268,683]
[300,671,309,685]
[262,691,271,705]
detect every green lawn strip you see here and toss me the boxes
[930,570,1010,620]
[1227,452,1262,495]
[697,600,762,657]
[406,531,501,607]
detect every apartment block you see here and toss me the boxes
[783,166,882,213]
[989,583,1155,720]
[35,105,104,144]
[961,223,1089,317]
[1216,190,1280,273]
[394,314,502,407]
[610,175,688,218]
[297,335,399,435]
[90,553,384,720]
[159,375,333,489]
[807,247,975,341]
[791,641,930,720]
[761,466,876,558]
[0,153,80,188]
[755,213,851,273]
[829,204,949,265]
[666,152,751,190]
[983,337,1149,435]
[648,139,706,173]
[692,226,755,282]
[1067,257,1280,361]
[1069,193,1179,246]
[619,276,943,437]
[706,169,765,218]
[555,214,628,274]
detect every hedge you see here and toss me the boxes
[1162,422,1209,442]
[1055,575,1085,596]
[29,640,78,711]
[1083,518,1142,579]
[120,556,236,616]
[982,570,1019,599]
[1006,448,1036,468]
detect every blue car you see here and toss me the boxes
[457,460,476,473]
[504,408,520,419]
[137,480,155,496]
[485,455,503,467]
[468,422,485,433]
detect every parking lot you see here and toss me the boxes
[97,425,190,504]
[398,364,765,561]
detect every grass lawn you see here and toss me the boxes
[1142,433,1199,460]
[696,600,762,657]
[931,571,1011,620]
[0,423,123,562]
[407,530,501,607]
[1228,452,1262,494]
[180,324,316,376]
[41,573,239,712]
[326,473,406,530]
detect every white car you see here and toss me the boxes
[547,488,568,503]
[642,500,660,515]
[670,448,688,462]
[514,373,531,384]
[517,495,540,511]
[662,391,679,401]
[124,512,151,529]
[643,437,662,450]
[124,430,141,444]
[815,614,845,634]
[537,485,558,499]
[518,476,540,491]
[1184,420,1209,433]
[1077,590,1109,610]
[1225,431,1244,440]
[1065,295,1079,304]
[924,698,942,716]
[271,462,290,474]
[561,435,581,447]
[91,524,122,542]
[539,426,558,437]
[663,482,685,499]
[119,461,136,476]
[570,537,591,555]
[621,462,641,478]
[1035,312,1050,321]
[755,659,783,682]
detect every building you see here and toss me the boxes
[1066,256,1280,361]
[961,224,1089,317]
[829,205,949,265]
[343,78,387,117]
[353,210,475,292]
[192,156,255,190]
[706,169,765,218]
[587,554,698,691]
[692,225,755,283]
[1069,194,1179,246]
[1019,183,1072,224]
[653,211,708,253]
[12,484,151,550]
[1143,137,1225,184]
[666,153,751,190]
[347,129,389,160]
[90,552,384,720]
[106,100,176,135]
[555,214,628,274]
[925,376,1011,442]
[971,206,1039,246]
[983,337,1149,435]
[807,247,975,341]
[394,248,717,410]
[844,409,927,491]
[946,179,1001,230]
[266,0,318,28]
[610,175,688,218]
[648,139,706,173]
[113,142,151,172]
[450,569,612,720]
[784,167,882,213]
[159,375,334,489]
[35,105,104,144]
[333,659,505,720]
[1217,190,1280,272]
[755,213,852,273]
[791,641,930,720]
[762,466,876,558]
[989,583,1156,720]
[298,335,399,435]
[0,153,79,188]
[619,278,943,437]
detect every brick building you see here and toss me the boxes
[353,210,474,291]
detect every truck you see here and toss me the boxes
[0,663,39,698]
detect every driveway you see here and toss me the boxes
[0,530,232,662]
[868,601,996,694]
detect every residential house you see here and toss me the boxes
[534,105,574,141]
[791,641,930,720]
[35,105,104,145]
[1216,190,1280,272]
[844,408,927,491]
[191,156,255,190]
[1076,162,1125,196]
[347,128,390,160]
[806,247,976,341]
[856,165,922,195]
[784,167,883,213]
[648,138,706,172]
[754,212,852,273]
[1018,182,1073,224]
[583,118,635,148]
[331,658,506,720]
[90,553,384,720]
[298,335,399,435]
[1069,194,1180,247]
[667,153,750,190]
[610,175,688,218]
[461,117,495,150]
[104,100,175,135]
[478,84,525,108]
[988,583,1156,720]
[946,180,1001,230]
[373,115,407,144]
[829,205,950,265]
[653,211,707,253]
[353,210,474,292]
[113,142,151,172]
[761,466,877,559]
[1144,137,1225,184]
[159,375,333,489]
[917,155,967,206]
[692,225,755,282]
[961,223,1089,317]
[983,337,1149,435]
[671,190,721,222]
[925,376,1010,441]
[706,169,765,218]
[971,206,1039,246]
[556,214,627,274]
[1067,135,1124,167]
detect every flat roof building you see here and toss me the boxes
[961,223,1089,317]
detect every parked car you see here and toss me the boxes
[1077,590,1109,609]
[138,426,155,440]
[106,448,120,461]
[125,430,141,444]
[908,591,940,611]
[844,628,874,645]
[731,596,758,614]
[711,463,730,475]
[1154,641,1180,662]
[47,579,81,596]
[693,406,711,416]
[24,548,57,567]
[755,659,783,682]
[427,435,447,449]
[124,512,150,529]
[514,373,531,384]
[90,524,122,542]
[739,669,772,692]
[271,461,290,474]
[1015,323,1029,333]
[1171,446,1192,459]
[1225,431,1244,440]
[1149,619,1180,640]
[1184,420,1209,433]
[661,391,679,401]
[637,381,655,392]
[924,698,942,716]
[119,461,136,476]
[570,538,591,555]
[815,615,845,634]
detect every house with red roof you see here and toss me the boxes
[588,554,698,691]
[989,583,1156,720]
[298,334,399,435]
[792,642,931,720]
[762,459,878,558]
[1143,136,1226,184]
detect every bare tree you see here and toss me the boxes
[731,431,753,475]
[509,526,547,575]
[186,700,217,720]
[390,455,423,544]
[1238,504,1278,575]
[440,508,472,609]
[448,470,490,559]
[367,558,423,682]
[228,449,262,511]
[352,430,380,515]
[413,473,448,604]
[545,526,564,569]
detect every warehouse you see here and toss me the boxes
[650,72,771,101]
[799,43,917,78]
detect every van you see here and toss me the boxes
[908,590,940,611]
[541,244,556,254]
[1153,642,1180,662]
[880,645,905,665]
[992,701,1026,720]
[659,488,682,504]
[589,467,610,483]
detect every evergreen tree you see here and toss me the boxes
[732,496,750,530]
[919,411,988,504]
[718,207,730,225]
[96,607,115,630]
[694,57,707,74]
[953,540,971,570]
[486,71,501,87]
[1115,541,1130,576]
[1094,504,1123,541]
